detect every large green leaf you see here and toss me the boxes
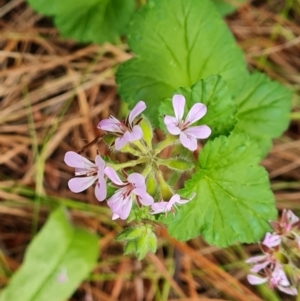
[233,72,292,157]
[159,75,238,138]
[164,133,276,247]
[0,208,99,301]
[26,0,136,44]
[116,0,248,125]
[212,0,246,16]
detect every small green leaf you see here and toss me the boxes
[116,226,146,241]
[116,0,248,125]
[147,230,158,253]
[124,240,136,255]
[26,0,136,44]
[159,75,238,138]
[121,226,157,259]
[233,72,292,157]
[212,0,246,16]
[158,158,194,171]
[0,207,98,301]
[165,133,276,247]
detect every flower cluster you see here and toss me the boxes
[65,95,211,222]
[246,209,300,295]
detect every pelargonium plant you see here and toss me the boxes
[62,0,297,295]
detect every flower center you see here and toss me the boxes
[178,119,190,131]
[121,183,135,199]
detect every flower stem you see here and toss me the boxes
[154,135,178,155]
[108,157,147,171]
[132,140,149,154]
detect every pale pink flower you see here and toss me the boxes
[151,193,195,215]
[270,209,300,235]
[247,264,297,295]
[64,151,107,202]
[246,243,277,273]
[164,94,211,151]
[97,101,146,150]
[105,167,153,220]
[262,232,282,248]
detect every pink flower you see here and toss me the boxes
[262,232,282,248]
[151,193,195,215]
[97,101,146,150]
[270,209,300,235]
[246,243,277,273]
[105,167,154,220]
[247,264,297,295]
[164,94,211,151]
[64,151,107,202]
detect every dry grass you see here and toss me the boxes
[0,0,300,300]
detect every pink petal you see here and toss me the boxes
[287,210,299,224]
[151,202,169,214]
[112,213,120,220]
[68,176,97,193]
[180,132,198,151]
[97,117,120,132]
[116,198,133,220]
[104,167,125,186]
[115,135,129,150]
[247,274,268,285]
[166,124,181,135]
[251,261,270,273]
[164,115,178,126]
[168,194,181,207]
[262,233,281,248]
[184,125,211,139]
[64,151,95,170]
[94,178,107,202]
[176,193,196,204]
[128,173,146,189]
[278,286,298,295]
[185,103,207,125]
[246,254,269,264]
[134,188,154,206]
[127,125,143,141]
[128,101,146,125]
[107,190,125,212]
[95,155,105,172]
[172,94,185,121]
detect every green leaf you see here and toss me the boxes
[159,75,238,138]
[0,207,98,301]
[158,158,194,171]
[116,0,248,125]
[121,226,158,259]
[233,72,292,157]
[212,0,246,16]
[165,133,276,247]
[26,0,136,44]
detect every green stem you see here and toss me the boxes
[154,135,178,155]
[131,140,149,154]
[108,157,148,170]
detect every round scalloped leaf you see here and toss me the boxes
[233,72,292,157]
[116,0,248,125]
[164,133,276,247]
[26,0,136,44]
